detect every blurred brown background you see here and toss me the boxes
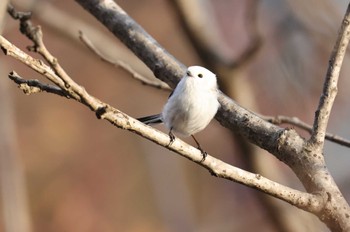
[1,0,350,231]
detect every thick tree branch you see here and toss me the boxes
[309,5,350,151]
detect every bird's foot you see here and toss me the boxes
[198,146,207,162]
[168,130,175,146]
[191,135,207,162]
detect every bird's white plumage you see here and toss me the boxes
[137,66,219,160]
[161,66,220,136]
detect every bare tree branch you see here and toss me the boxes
[0,31,81,100]
[263,114,350,147]
[309,5,350,152]
[0,4,323,213]
[0,33,322,213]
[8,71,67,97]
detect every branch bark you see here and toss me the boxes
[309,5,350,152]
[264,114,350,147]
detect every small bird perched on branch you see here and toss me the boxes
[137,66,220,161]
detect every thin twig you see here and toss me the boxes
[0,33,81,100]
[12,0,153,82]
[309,5,350,151]
[78,31,171,91]
[8,71,68,97]
[7,5,81,97]
[6,10,103,110]
[263,115,350,147]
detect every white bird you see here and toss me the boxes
[138,66,220,161]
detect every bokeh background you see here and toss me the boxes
[1,0,350,231]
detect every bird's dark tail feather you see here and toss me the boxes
[137,114,163,125]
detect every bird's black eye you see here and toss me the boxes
[198,73,203,78]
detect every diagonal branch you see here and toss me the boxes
[0,34,81,101]
[309,6,350,151]
[0,33,322,212]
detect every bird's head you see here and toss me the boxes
[185,66,218,90]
